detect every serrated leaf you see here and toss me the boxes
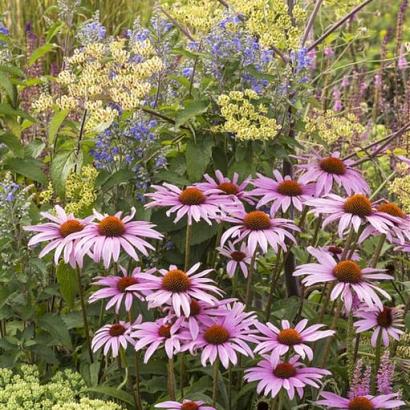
[0,132,23,157]
[56,262,78,309]
[175,99,209,128]
[4,157,46,184]
[50,150,77,196]
[38,313,72,349]
[48,109,69,145]
[28,43,55,66]
[85,386,135,406]
[185,137,214,181]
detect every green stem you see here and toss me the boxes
[75,267,93,363]
[370,234,386,268]
[128,311,142,410]
[265,249,282,321]
[184,223,193,271]
[180,355,185,399]
[346,310,354,381]
[167,358,176,400]
[245,251,258,308]
[371,331,383,394]
[212,359,219,407]
[320,300,342,367]
[341,229,355,260]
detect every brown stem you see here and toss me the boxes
[307,0,375,52]
[301,0,324,46]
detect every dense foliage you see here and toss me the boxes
[0,0,409,409]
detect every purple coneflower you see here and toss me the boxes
[132,317,185,363]
[293,247,392,311]
[69,207,163,268]
[88,266,155,313]
[91,319,139,357]
[155,400,215,410]
[250,170,315,214]
[359,201,410,244]
[305,194,397,238]
[254,319,335,360]
[320,245,360,261]
[183,302,258,368]
[24,205,93,267]
[244,355,330,400]
[136,263,222,317]
[167,298,233,340]
[196,169,254,205]
[217,241,253,278]
[354,304,404,346]
[220,208,299,255]
[298,152,369,196]
[316,391,405,409]
[145,183,228,225]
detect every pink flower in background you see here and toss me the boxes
[24,205,93,267]
[145,183,229,225]
[316,392,405,409]
[217,241,253,278]
[306,194,397,238]
[359,201,410,244]
[294,247,392,311]
[69,207,163,268]
[354,305,404,346]
[132,317,185,363]
[249,170,315,214]
[244,355,330,400]
[167,299,234,340]
[254,319,335,360]
[88,266,155,312]
[155,400,215,410]
[183,302,258,368]
[196,170,254,205]
[136,263,222,317]
[319,245,360,261]
[298,152,369,195]
[91,319,140,357]
[220,208,299,255]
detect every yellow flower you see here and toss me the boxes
[303,109,365,145]
[215,89,280,141]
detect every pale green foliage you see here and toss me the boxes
[0,365,123,409]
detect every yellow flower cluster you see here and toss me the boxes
[65,165,98,216]
[232,0,306,50]
[165,0,224,34]
[32,37,163,133]
[303,109,365,145]
[163,0,305,50]
[324,0,362,19]
[215,89,281,141]
[388,171,410,213]
[39,182,54,204]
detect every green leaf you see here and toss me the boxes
[56,262,78,309]
[85,386,135,406]
[0,72,16,104]
[38,313,72,349]
[0,132,23,157]
[4,157,46,184]
[0,103,36,122]
[100,168,135,191]
[0,64,25,78]
[46,21,64,43]
[28,43,55,66]
[48,109,69,145]
[50,150,77,196]
[175,99,209,128]
[185,137,214,181]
